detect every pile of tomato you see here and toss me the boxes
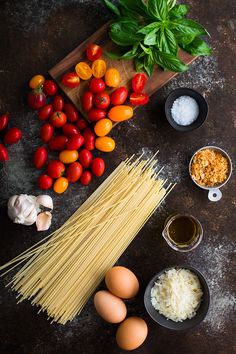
[61,43,149,153]
[0,114,22,161]
[27,74,105,194]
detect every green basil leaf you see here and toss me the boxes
[167,0,177,10]
[174,32,196,45]
[157,28,178,54]
[144,29,158,45]
[110,20,142,46]
[169,4,188,19]
[119,0,149,17]
[153,50,188,72]
[135,56,145,71]
[181,37,212,56]
[170,18,209,37]
[140,43,153,55]
[138,22,160,35]
[102,0,121,16]
[144,55,155,76]
[148,0,168,20]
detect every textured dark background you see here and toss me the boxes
[0,1,235,353]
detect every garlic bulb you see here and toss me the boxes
[8,194,39,225]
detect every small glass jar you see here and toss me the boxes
[162,214,203,252]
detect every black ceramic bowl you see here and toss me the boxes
[144,266,210,330]
[165,88,208,132]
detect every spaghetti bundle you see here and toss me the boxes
[0,153,174,324]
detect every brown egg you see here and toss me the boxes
[116,316,148,350]
[105,266,139,299]
[94,290,127,323]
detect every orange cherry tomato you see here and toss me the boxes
[75,62,92,80]
[108,105,133,122]
[29,74,45,89]
[53,177,69,194]
[92,59,107,78]
[59,150,79,164]
[95,136,115,152]
[105,68,121,87]
[94,119,113,137]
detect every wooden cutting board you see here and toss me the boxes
[49,22,197,119]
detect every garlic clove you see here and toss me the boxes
[36,212,52,231]
[36,195,53,210]
[8,195,38,225]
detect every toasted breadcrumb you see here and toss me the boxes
[191,149,229,187]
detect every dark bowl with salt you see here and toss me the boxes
[165,88,208,132]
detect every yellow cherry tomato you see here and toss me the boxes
[105,68,121,87]
[92,59,107,78]
[95,136,116,152]
[75,62,92,80]
[29,74,45,89]
[94,118,113,137]
[108,105,133,122]
[59,150,79,164]
[53,177,69,194]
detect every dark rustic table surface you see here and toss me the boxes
[0,1,235,353]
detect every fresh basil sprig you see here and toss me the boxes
[102,0,211,75]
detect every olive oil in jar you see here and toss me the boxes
[162,214,203,252]
[168,216,197,246]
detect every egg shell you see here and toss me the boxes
[94,290,127,323]
[105,266,139,299]
[116,317,148,351]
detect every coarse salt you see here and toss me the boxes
[171,96,199,126]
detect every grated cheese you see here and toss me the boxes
[151,268,203,322]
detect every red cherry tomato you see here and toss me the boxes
[66,162,83,182]
[130,92,149,106]
[47,160,65,178]
[53,95,64,111]
[48,135,68,151]
[40,123,54,143]
[63,103,79,122]
[91,157,105,177]
[86,43,102,62]
[4,128,22,145]
[82,91,94,112]
[66,134,84,150]
[27,88,46,109]
[33,146,48,169]
[110,87,128,106]
[88,108,106,122]
[131,73,147,93]
[43,80,58,96]
[94,92,110,109]
[50,111,67,128]
[38,104,53,121]
[61,72,80,88]
[80,170,92,185]
[62,123,79,137]
[37,174,53,190]
[83,128,95,150]
[0,114,9,131]
[76,118,88,130]
[78,149,92,168]
[89,78,106,93]
[0,143,9,161]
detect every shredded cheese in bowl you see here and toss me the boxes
[151,268,203,322]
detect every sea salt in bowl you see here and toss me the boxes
[165,88,208,132]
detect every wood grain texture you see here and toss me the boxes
[49,22,197,119]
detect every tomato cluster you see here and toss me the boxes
[60,43,150,153]
[28,75,106,194]
[0,113,22,161]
